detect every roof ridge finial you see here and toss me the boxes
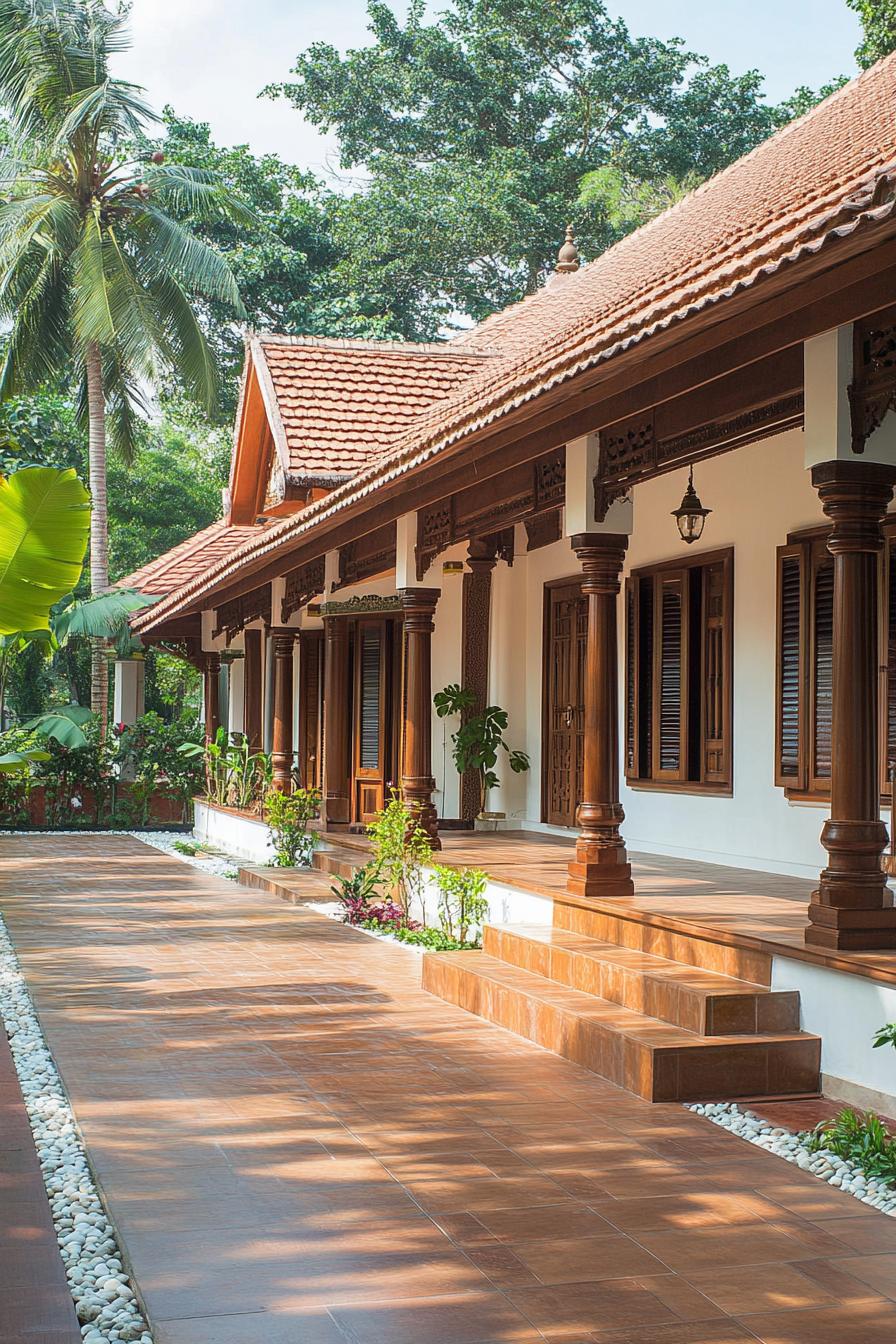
[555,223,580,274]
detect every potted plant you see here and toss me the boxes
[434,684,530,822]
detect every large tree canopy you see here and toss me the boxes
[144,113,404,411]
[268,0,825,337]
[848,0,896,66]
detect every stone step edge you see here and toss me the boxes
[423,951,817,1052]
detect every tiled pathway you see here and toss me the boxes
[3,838,896,1343]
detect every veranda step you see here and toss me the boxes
[422,951,820,1103]
[485,924,800,1035]
[311,845,366,880]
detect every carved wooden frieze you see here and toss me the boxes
[525,508,562,552]
[595,394,804,520]
[850,314,896,453]
[416,500,455,581]
[416,450,565,579]
[320,594,403,617]
[337,522,397,590]
[282,556,326,622]
[213,585,272,641]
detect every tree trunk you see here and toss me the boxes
[85,342,110,728]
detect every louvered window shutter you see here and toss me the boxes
[701,560,729,785]
[810,542,834,791]
[624,578,638,779]
[358,625,383,772]
[775,543,807,790]
[884,537,896,796]
[652,572,688,781]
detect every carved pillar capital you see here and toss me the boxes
[398,587,440,629]
[270,628,298,661]
[571,533,629,594]
[812,460,896,553]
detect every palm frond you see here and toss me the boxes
[0,249,70,398]
[53,587,157,644]
[146,163,259,228]
[70,204,114,347]
[131,205,245,313]
[51,76,156,153]
[150,273,219,413]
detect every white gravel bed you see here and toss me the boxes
[689,1100,896,1215]
[0,919,153,1343]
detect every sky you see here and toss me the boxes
[117,0,863,174]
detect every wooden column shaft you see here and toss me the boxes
[323,616,351,826]
[270,631,296,793]
[203,653,221,742]
[567,533,633,900]
[808,459,896,949]
[243,628,264,752]
[400,587,441,847]
[461,539,497,822]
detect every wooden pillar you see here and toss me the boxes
[243,628,263,752]
[270,630,296,793]
[461,538,497,822]
[808,460,896,949]
[323,615,351,826]
[567,533,633,900]
[203,652,221,742]
[399,587,441,848]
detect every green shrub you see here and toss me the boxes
[265,786,321,867]
[388,924,479,950]
[804,1107,896,1183]
[433,864,489,944]
[367,790,432,917]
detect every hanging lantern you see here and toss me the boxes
[672,466,711,544]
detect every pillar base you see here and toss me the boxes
[806,903,896,950]
[404,785,441,850]
[567,839,634,900]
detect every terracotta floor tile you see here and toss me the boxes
[684,1261,839,1314]
[825,1252,896,1299]
[737,1300,896,1342]
[325,1291,538,1343]
[3,835,894,1344]
[512,1234,667,1284]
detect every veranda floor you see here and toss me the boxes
[2,835,896,1341]
[326,829,896,986]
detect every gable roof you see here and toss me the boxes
[252,334,494,483]
[118,521,269,599]
[136,53,896,631]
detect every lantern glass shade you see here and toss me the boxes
[672,467,711,544]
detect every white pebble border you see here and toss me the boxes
[688,1100,896,1216]
[0,918,153,1343]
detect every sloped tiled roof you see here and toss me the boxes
[254,335,493,481]
[136,54,896,631]
[118,521,269,598]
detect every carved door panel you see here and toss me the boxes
[544,583,587,826]
[352,620,390,824]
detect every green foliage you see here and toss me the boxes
[435,683,529,814]
[330,861,382,908]
[848,0,896,68]
[389,924,477,950]
[0,0,250,455]
[433,864,489,945]
[0,467,90,635]
[22,703,93,749]
[172,839,200,857]
[804,1107,896,1184]
[578,165,701,234]
[367,789,433,915]
[268,0,819,336]
[143,113,402,415]
[113,711,204,821]
[180,727,271,810]
[264,785,322,867]
[873,1022,896,1050]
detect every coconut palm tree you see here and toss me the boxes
[0,0,250,719]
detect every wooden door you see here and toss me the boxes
[543,582,588,826]
[297,631,323,789]
[352,619,390,824]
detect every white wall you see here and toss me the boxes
[483,427,881,878]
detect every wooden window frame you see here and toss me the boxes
[625,547,734,796]
[777,517,896,802]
